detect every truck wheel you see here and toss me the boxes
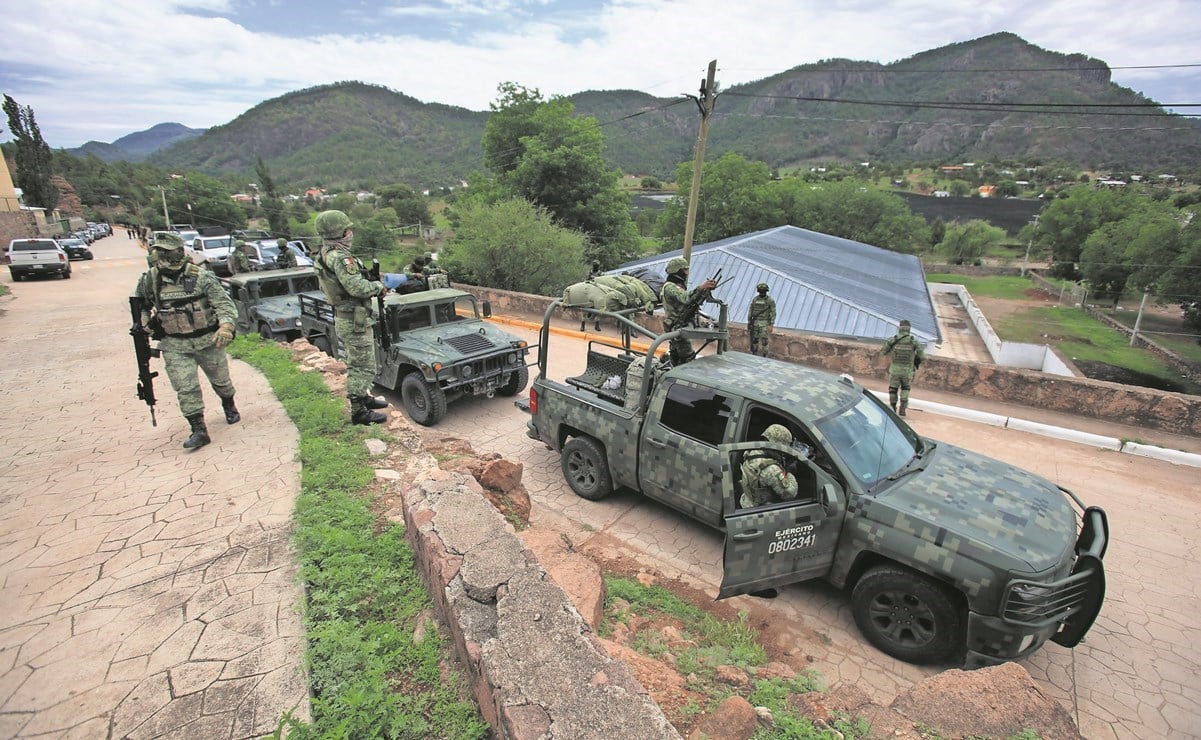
[561,436,613,501]
[311,335,332,356]
[258,323,273,341]
[498,365,529,397]
[401,372,447,426]
[62,267,71,280]
[851,565,963,665]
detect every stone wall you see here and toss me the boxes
[0,210,37,251]
[460,284,1201,437]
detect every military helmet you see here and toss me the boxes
[424,251,435,261]
[899,319,911,332]
[315,210,353,238]
[277,238,287,247]
[666,256,689,274]
[150,232,185,251]
[235,239,246,248]
[762,424,792,445]
[757,282,769,292]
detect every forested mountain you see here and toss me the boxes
[73,123,205,162]
[133,33,1201,189]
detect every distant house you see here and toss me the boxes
[978,185,997,197]
[304,188,325,198]
[615,225,941,344]
[933,190,951,198]
[939,165,964,175]
[1098,179,1127,188]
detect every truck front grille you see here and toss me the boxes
[446,334,498,353]
[1000,571,1094,627]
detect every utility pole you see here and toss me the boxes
[682,60,717,263]
[158,186,171,229]
[1131,289,1150,347]
[1021,214,1039,277]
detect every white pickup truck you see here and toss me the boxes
[4,238,72,280]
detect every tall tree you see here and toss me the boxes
[376,184,433,227]
[1036,185,1138,267]
[479,83,640,268]
[939,219,1006,264]
[3,95,58,210]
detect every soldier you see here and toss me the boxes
[739,424,799,508]
[229,239,252,274]
[132,232,241,450]
[422,250,450,289]
[880,319,926,416]
[275,237,297,269]
[747,282,776,357]
[661,256,717,365]
[312,210,390,425]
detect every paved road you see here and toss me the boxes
[431,317,1201,740]
[0,231,307,738]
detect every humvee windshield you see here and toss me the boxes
[256,274,319,298]
[434,296,478,325]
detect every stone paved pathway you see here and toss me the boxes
[0,232,308,738]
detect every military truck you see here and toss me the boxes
[300,287,531,426]
[521,301,1108,668]
[219,267,321,341]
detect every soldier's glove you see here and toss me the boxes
[214,323,235,349]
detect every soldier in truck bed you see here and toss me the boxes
[661,256,717,366]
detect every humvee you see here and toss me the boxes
[219,267,321,341]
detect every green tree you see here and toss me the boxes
[377,184,433,227]
[351,219,397,259]
[165,173,244,231]
[440,198,587,295]
[774,179,929,252]
[1037,185,1138,267]
[254,155,277,199]
[1080,222,1137,307]
[938,219,1005,264]
[479,83,640,268]
[3,95,58,210]
[655,153,777,248]
[949,180,971,197]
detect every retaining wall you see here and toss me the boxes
[461,284,1201,437]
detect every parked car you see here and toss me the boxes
[187,235,235,275]
[73,230,94,244]
[175,229,200,248]
[5,238,71,280]
[246,241,314,269]
[58,237,94,260]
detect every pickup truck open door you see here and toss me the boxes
[716,441,848,599]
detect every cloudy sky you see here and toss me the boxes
[2,0,1198,148]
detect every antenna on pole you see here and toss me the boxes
[682,60,717,264]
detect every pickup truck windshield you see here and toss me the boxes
[816,394,920,488]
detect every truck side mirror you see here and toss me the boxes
[482,299,492,318]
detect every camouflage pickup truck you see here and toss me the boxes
[300,287,530,426]
[522,301,1108,667]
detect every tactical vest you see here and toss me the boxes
[313,242,367,310]
[890,334,918,367]
[151,265,218,337]
[748,296,774,325]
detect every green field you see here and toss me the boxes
[925,273,1041,300]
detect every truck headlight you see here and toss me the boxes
[460,365,474,378]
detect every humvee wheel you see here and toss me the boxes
[311,335,332,356]
[561,436,613,501]
[258,323,273,341]
[401,371,447,426]
[851,565,963,664]
[498,365,529,397]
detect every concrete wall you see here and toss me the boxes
[460,284,1201,437]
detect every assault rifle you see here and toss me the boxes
[129,296,160,426]
[664,268,726,332]
[369,258,391,349]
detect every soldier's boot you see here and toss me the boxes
[221,395,241,424]
[898,400,908,417]
[350,396,387,425]
[363,395,389,410]
[182,414,211,449]
[888,388,899,412]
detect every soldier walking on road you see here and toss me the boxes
[275,238,297,269]
[313,210,390,425]
[747,282,776,357]
[132,233,241,449]
[661,256,717,366]
[881,319,926,416]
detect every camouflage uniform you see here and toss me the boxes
[275,239,297,269]
[881,320,926,416]
[229,241,252,274]
[661,279,695,365]
[133,255,240,448]
[739,425,799,508]
[312,216,387,424]
[747,284,776,357]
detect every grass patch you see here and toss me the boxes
[925,273,1040,300]
[604,575,870,738]
[228,336,487,739]
[1101,307,1201,365]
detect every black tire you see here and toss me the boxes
[62,268,71,280]
[497,365,529,397]
[401,371,447,426]
[561,436,613,501]
[258,323,273,341]
[851,565,964,665]
[311,334,333,357]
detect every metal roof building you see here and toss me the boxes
[618,225,941,344]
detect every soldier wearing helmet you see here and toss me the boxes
[746,282,776,357]
[661,256,717,365]
[880,319,926,416]
[739,424,800,508]
[229,239,252,274]
[132,232,241,450]
[275,237,297,269]
[312,209,390,425]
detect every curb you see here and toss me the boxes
[492,314,1201,470]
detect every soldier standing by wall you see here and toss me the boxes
[747,282,776,357]
[132,233,240,449]
[312,210,389,425]
[661,256,717,365]
[880,319,927,416]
